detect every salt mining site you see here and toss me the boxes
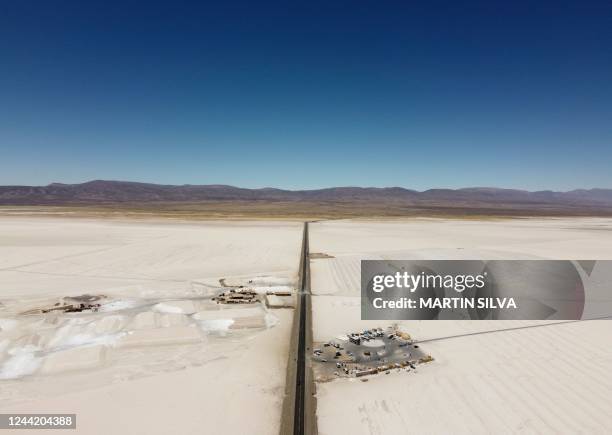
[1,215,612,434]
[312,325,433,381]
[0,281,290,381]
[0,217,301,435]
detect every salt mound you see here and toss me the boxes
[0,345,42,379]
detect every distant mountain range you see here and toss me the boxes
[1,180,612,209]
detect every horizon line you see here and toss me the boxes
[1,179,611,194]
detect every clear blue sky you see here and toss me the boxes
[1,1,611,190]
